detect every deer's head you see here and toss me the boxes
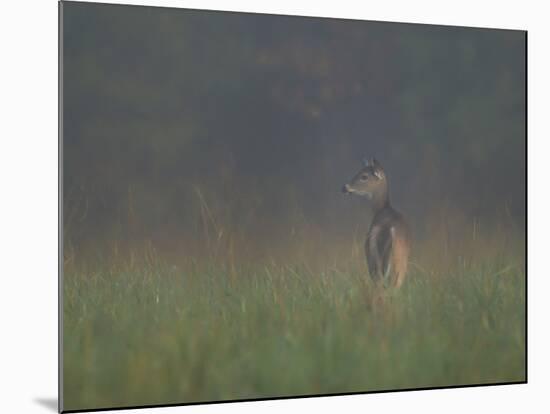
[342,158,388,204]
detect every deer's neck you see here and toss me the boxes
[370,184,390,214]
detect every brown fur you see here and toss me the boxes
[390,227,410,288]
[343,158,410,288]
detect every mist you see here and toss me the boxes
[62,2,526,263]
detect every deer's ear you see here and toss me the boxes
[371,158,385,179]
[373,169,384,180]
[362,158,370,167]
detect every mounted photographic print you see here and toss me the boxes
[59,1,526,412]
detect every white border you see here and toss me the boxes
[2,1,548,413]
[55,0,529,31]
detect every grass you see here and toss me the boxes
[63,238,526,411]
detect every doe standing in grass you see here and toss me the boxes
[342,158,410,288]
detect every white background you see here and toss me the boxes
[0,0,547,413]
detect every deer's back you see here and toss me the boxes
[366,206,410,287]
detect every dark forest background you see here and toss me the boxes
[62,2,526,263]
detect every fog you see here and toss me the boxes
[62,2,526,261]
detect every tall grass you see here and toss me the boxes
[63,223,525,411]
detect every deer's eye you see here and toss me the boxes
[360,174,368,181]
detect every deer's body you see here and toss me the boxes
[343,158,410,288]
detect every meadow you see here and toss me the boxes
[61,6,526,410]
[63,220,526,411]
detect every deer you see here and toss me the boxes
[342,158,410,289]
